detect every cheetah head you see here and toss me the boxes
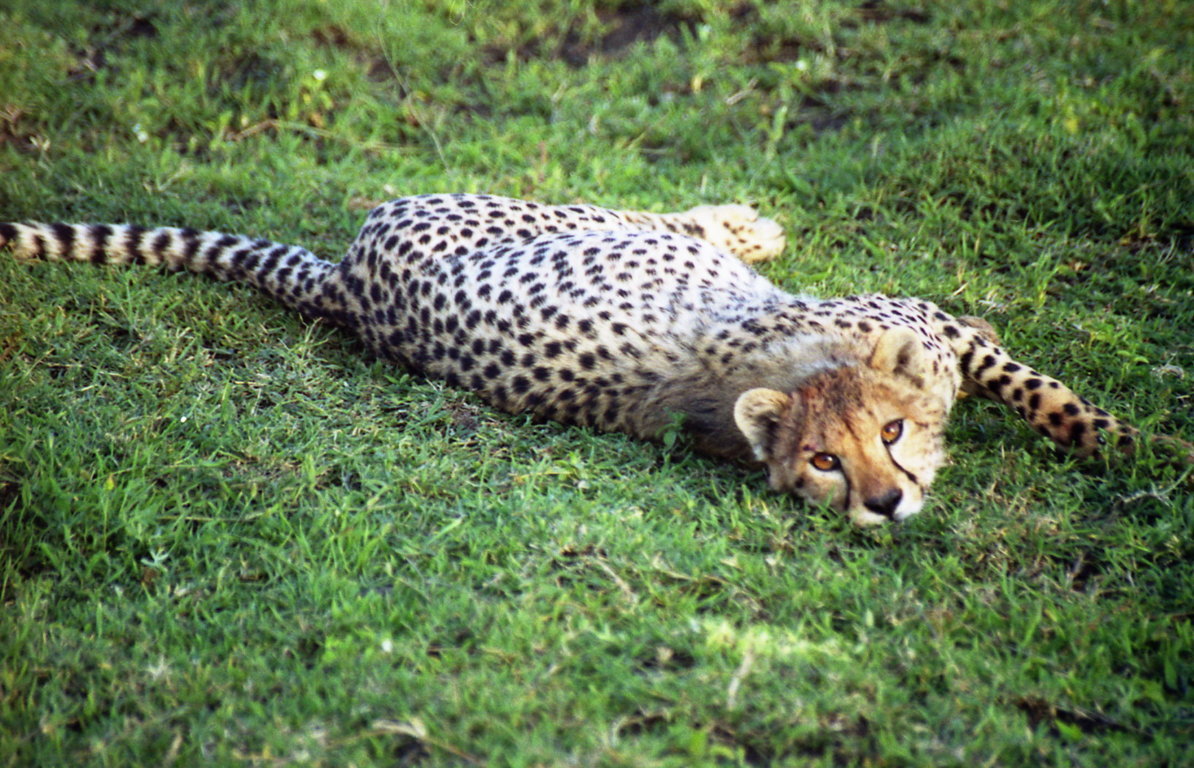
[733,327,947,527]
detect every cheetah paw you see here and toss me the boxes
[684,204,786,263]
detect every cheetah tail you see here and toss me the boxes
[958,329,1194,464]
[0,221,343,320]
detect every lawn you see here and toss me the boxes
[1,1,1192,765]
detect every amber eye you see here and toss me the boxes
[881,419,904,444]
[810,453,840,472]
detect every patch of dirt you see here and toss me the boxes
[746,1,935,66]
[1015,697,1132,736]
[67,14,158,83]
[311,24,354,49]
[557,4,693,66]
[614,709,670,737]
[0,478,18,512]
[0,106,39,153]
[707,723,775,766]
[211,50,286,96]
[448,401,482,435]
[633,646,698,673]
[857,0,930,25]
[482,2,716,67]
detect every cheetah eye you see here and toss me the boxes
[881,419,904,444]
[810,453,840,472]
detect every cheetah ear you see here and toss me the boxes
[869,326,927,382]
[734,388,792,461]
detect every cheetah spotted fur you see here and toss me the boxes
[3,194,1187,526]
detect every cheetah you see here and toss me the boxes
[2,194,1187,526]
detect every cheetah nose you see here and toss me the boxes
[863,489,903,519]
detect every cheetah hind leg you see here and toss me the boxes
[684,204,785,263]
[628,204,786,263]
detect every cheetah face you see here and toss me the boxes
[734,329,947,526]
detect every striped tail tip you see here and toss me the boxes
[3,219,343,320]
[0,221,180,265]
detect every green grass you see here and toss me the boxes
[2,0,1192,765]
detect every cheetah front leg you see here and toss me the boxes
[948,322,1193,462]
[618,204,786,263]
